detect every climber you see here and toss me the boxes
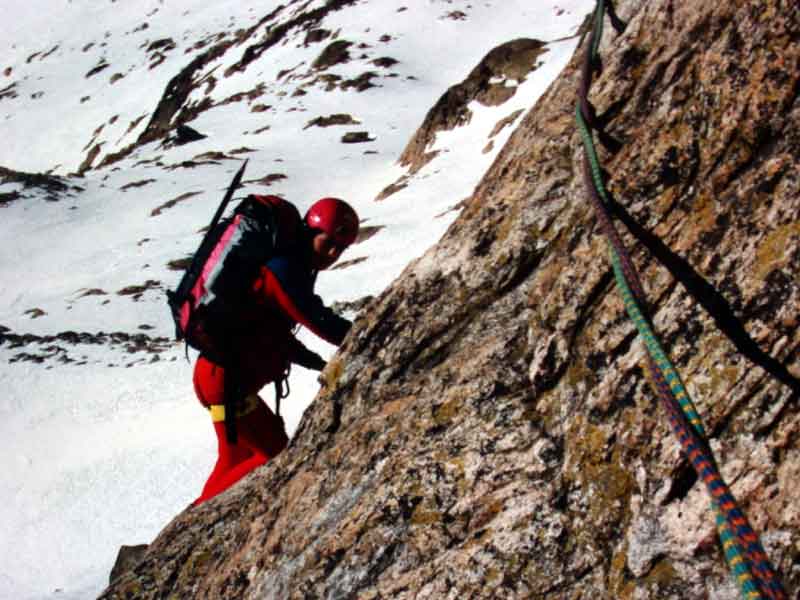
[192,196,359,505]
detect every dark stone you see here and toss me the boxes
[312,40,353,70]
[341,131,373,144]
[175,124,207,145]
[109,544,148,583]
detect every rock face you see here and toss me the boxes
[101,0,800,598]
[109,545,148,585]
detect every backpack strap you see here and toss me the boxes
[223,361,242,444]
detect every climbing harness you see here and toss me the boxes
[207,393,261,423]
[575,2,787,598]
[275,364,291,419]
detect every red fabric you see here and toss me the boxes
[189,243,302,505]
[254,267,343,346]
[196,194,303,383]
[189,195,346,504]
[192,356,288,505]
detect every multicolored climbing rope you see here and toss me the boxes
[574,1,787,598]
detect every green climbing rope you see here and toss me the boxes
[574,1,787,598]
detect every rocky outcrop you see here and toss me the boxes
[0,326,173,366]
[0,166,84,204]
[377,37,550,201]
[109,545,148,585]
[101,0,800,598]
[397,38,548,176]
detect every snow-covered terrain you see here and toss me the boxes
[0,1,592,598]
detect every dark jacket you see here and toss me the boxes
[223,196,350,394]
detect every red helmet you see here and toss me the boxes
[305,197,359,247]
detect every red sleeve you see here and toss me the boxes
[255,266,350,346]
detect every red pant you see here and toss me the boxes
[193,356,288,505]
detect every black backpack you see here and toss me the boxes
[167,160,289,441]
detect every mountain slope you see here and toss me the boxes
[101,0,800,598]
[1,1,594,598]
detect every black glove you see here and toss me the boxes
[290,338,326,371]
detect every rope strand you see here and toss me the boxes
[574,2,786,598]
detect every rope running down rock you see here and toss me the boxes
[574,1,788,598]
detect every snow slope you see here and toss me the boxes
[0,1,592,597]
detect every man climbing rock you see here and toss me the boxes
[191,196,359,505]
